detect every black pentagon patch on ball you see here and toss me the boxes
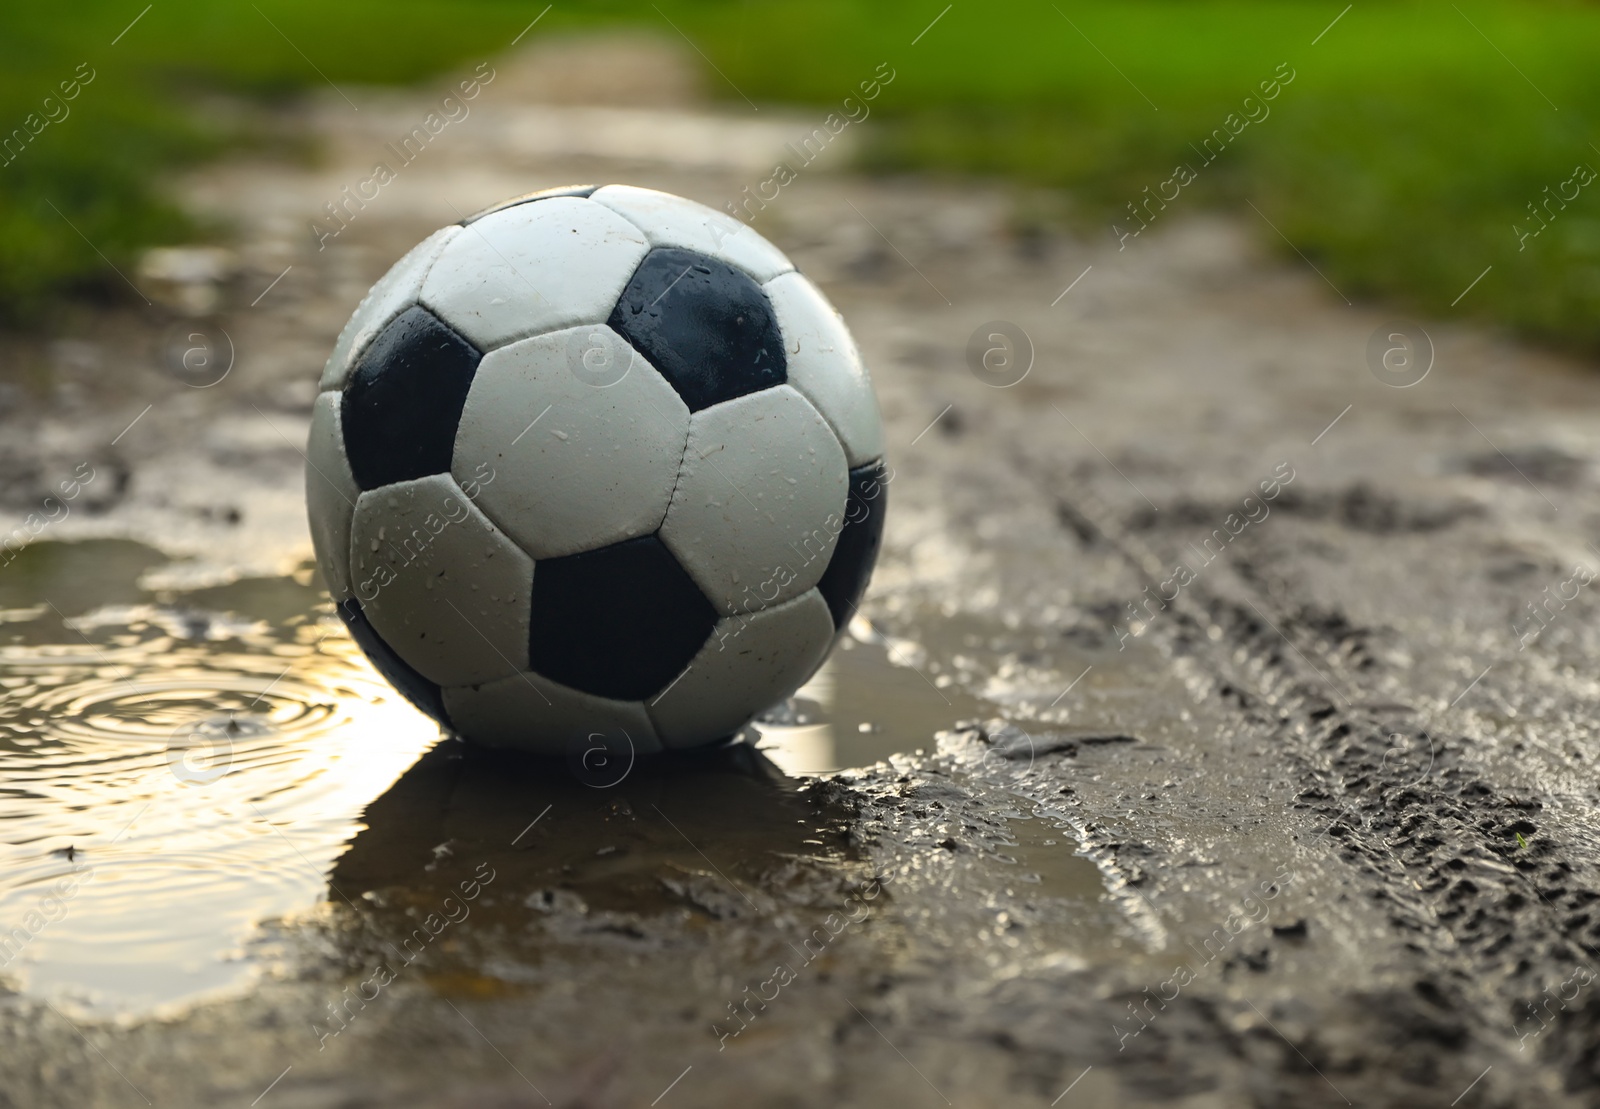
[461,184,600,225]
[608,247,786,411]
[342,306,481,491]
[338,598,450,726]
[527,535,717,701]
[816,459,889,629]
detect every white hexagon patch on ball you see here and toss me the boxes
[307,185,887,755]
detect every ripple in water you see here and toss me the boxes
[0,544,990,1018]
[0,549,440,1017]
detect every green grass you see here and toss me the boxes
[685,0,1600,351]
[3,2,1599,353]
[0,1,550,318]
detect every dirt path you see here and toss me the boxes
[4,34,1600,1109]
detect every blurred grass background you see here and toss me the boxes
[2,1,1597,351]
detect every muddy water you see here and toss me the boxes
[756,617,987,774]
[0,542,439,1016]
[0,539,1095,1024]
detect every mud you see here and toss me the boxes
[1,32,1599,1109]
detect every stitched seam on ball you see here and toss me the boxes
[648,404,693,536]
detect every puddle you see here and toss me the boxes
[0,541,1003,1019]
[0,542,439,1017]
[311,736,869,997]
[751,621,986,775]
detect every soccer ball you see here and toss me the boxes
[305,185,887,755]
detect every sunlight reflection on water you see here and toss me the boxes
[0,542,982,1019]
[0,547,439,1017]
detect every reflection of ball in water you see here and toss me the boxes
[305,185,888,754]
[566,730,636,789]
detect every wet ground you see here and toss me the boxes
[4,33,1600,1109]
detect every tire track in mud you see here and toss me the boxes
[1040,471,1600,1107]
